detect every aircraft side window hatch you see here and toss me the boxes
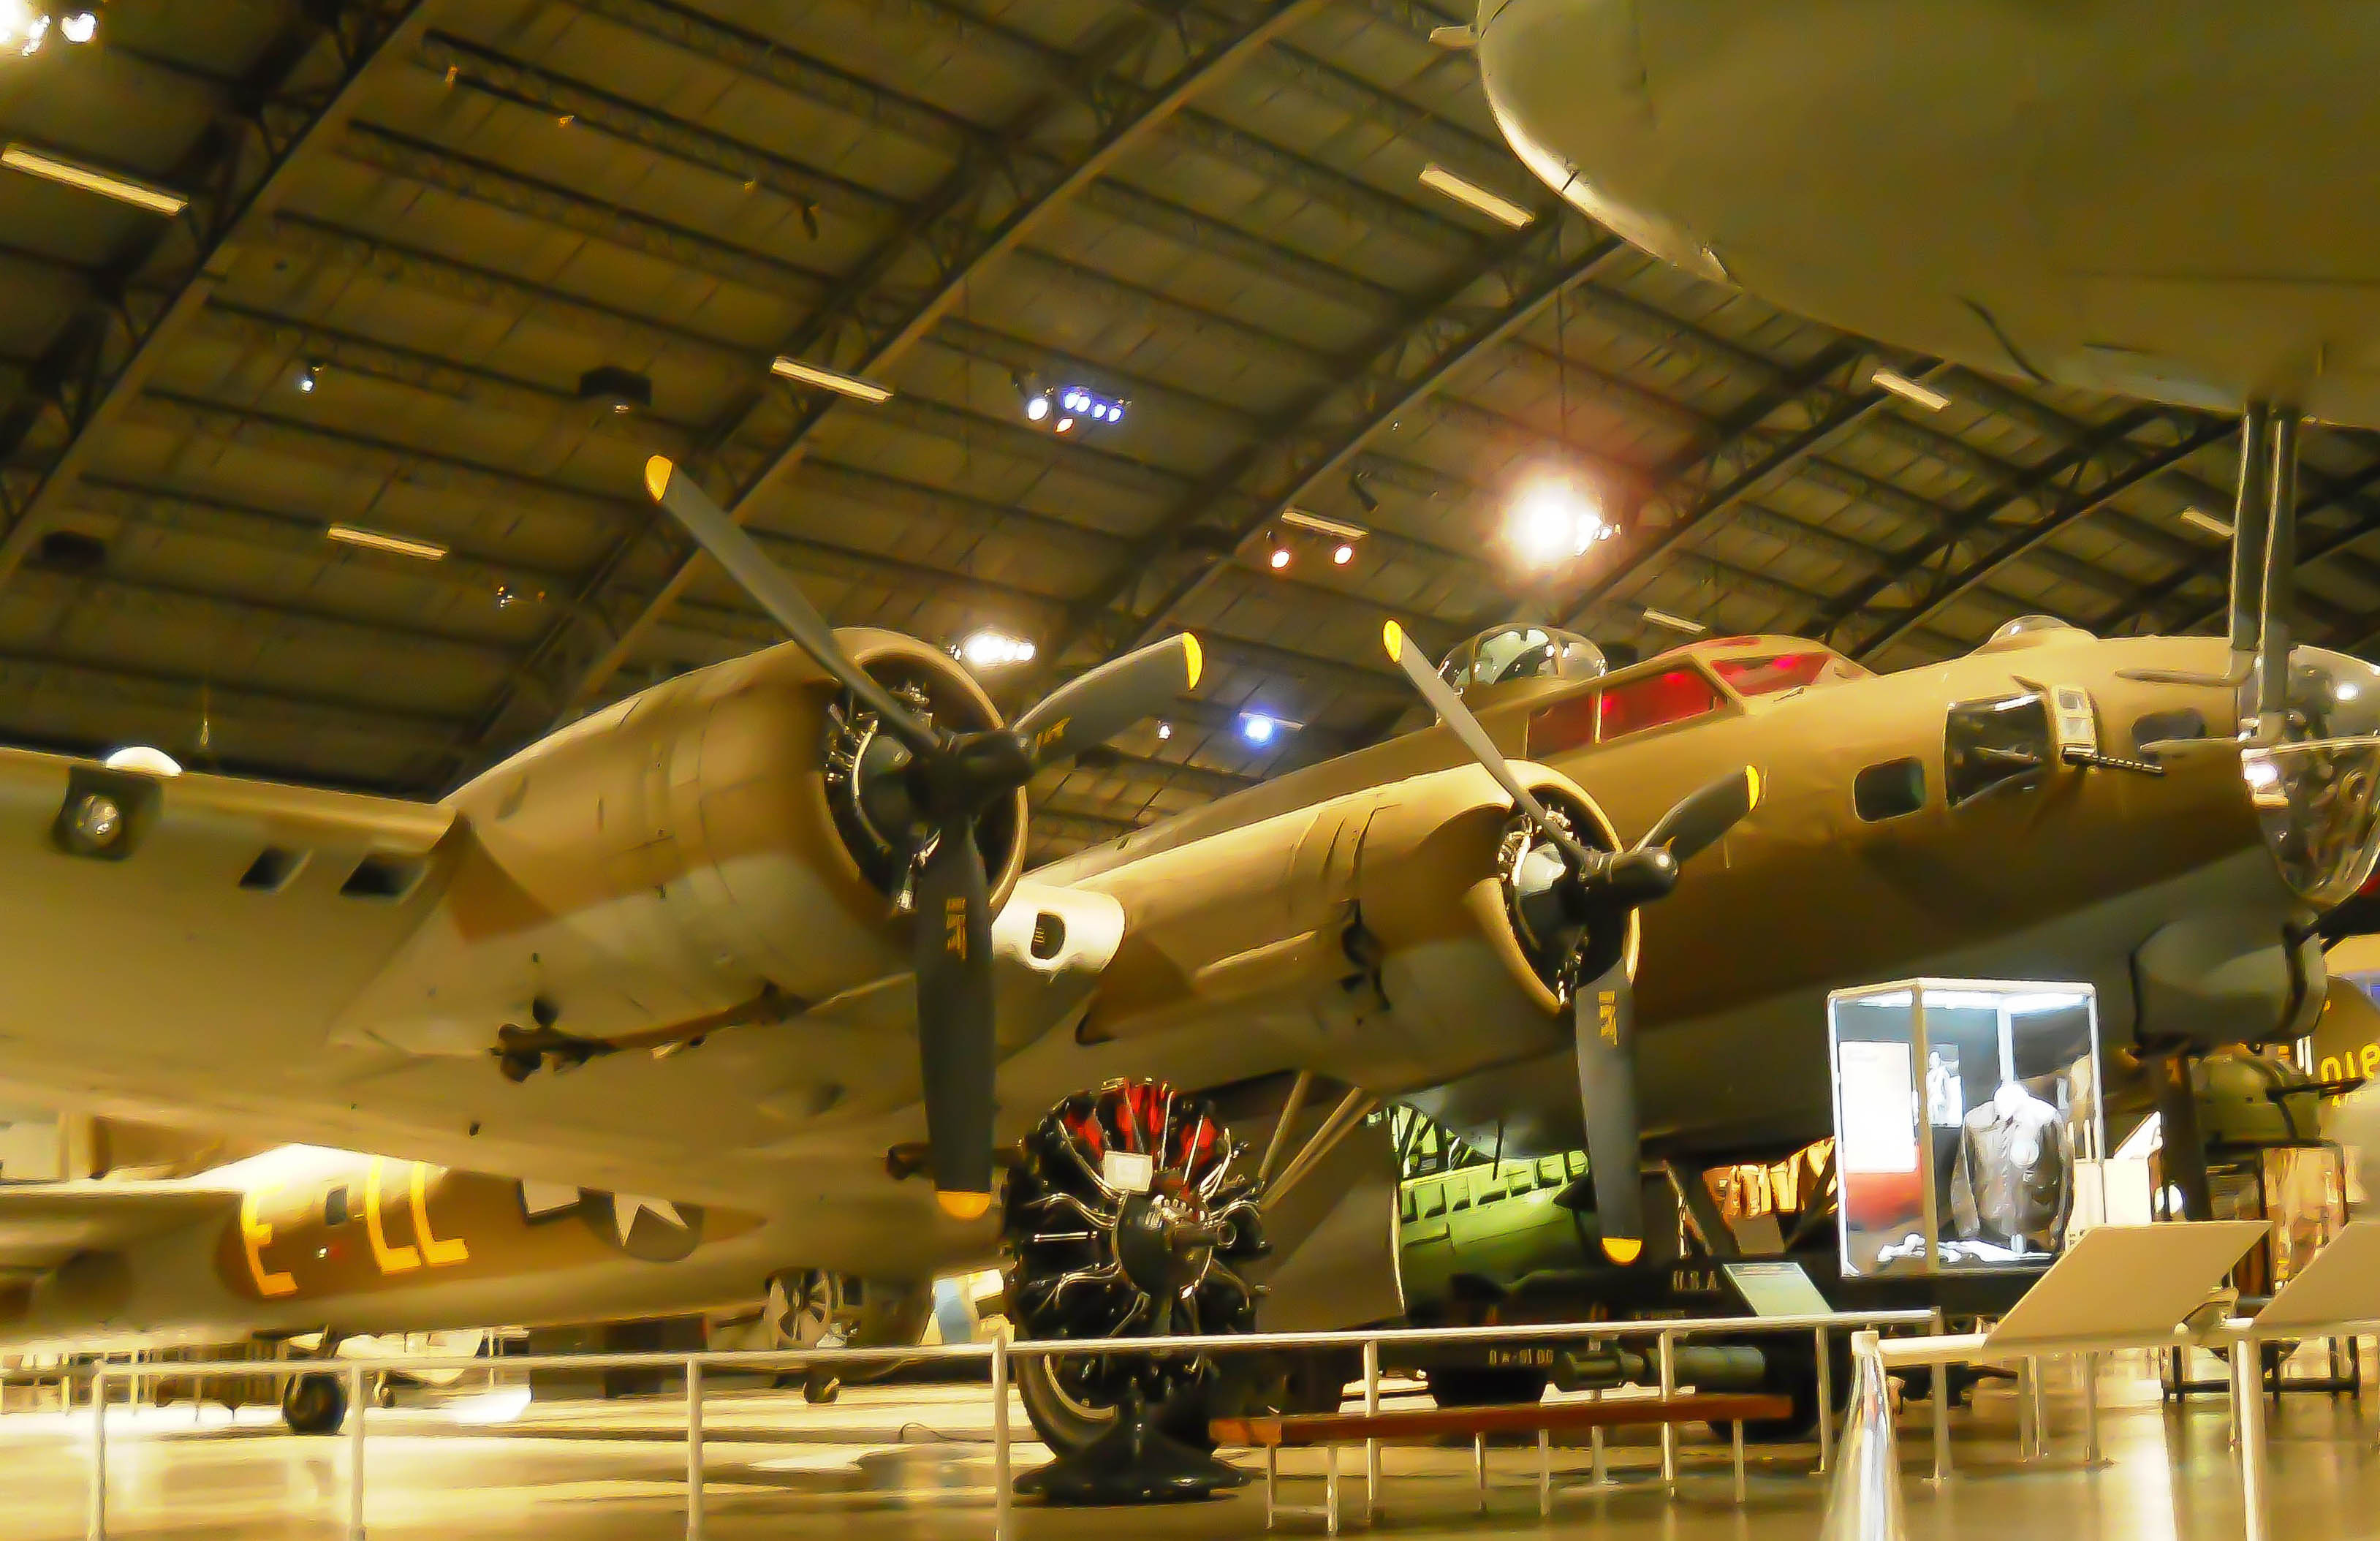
[341,853,428,901]
[240,847,310,893]
[1944,691,2053,808]
[2132,708,2208,765]
[325,1185,352,1227]
[1853,758,1927,822]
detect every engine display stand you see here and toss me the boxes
[1013,1387,1246,1504]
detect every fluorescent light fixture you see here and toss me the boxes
[1418,163,1534,228]
[2181,507,2235,538]
[1,144,187,216]
[1871,368,1949,412]
[1640,607,1706,634]
[770,355,892,403]
[1279,507,1369,542]
[327,523,448,561]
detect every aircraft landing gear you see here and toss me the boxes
[280,1371,347,1435]
[1004,1079,1266,1502]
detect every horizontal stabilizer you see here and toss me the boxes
[0,1181,240,1273]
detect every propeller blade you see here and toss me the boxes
[1572,953,1644,1263]
[644,456,938,754]
[1637,766,1762,866]
[1012,634,1203,769]
[910,821,996,1218]
[1383,621,1591,865]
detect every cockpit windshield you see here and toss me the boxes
[1439,625,1608,698]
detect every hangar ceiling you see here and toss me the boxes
[4,0,2378,862]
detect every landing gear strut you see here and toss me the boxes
[1004,1080,1266,1502]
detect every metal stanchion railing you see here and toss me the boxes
[347,1362,368,1541]
[990,1336,1012,1541]
[1929,1309,1951,1482]
[9,1306,1934,1541]
[1815,1325,1835,1475]
[1360,1337,1381,1522]
[1657,1329,1678,1490]
[86,1367,105,1541]
[1817,1331,1906,1541]
[686,1358,705,1541]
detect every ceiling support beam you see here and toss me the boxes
[1849,414,2239,659]
[469,0,1333,763]
[0,0,434,599]
[1808,405,2164,650]
[1055,220,1628,667]
[1551,344,1917,629]
[2093,456,2380,643]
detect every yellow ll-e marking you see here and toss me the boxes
[944,896,969,959]
[411,1162,471,1267]
[365,1159,471,1273]
[364,1159,422,1273]
[239,1186,298,1298]
[1597,991,1619,1048]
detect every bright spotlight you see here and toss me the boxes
[1331,542,1356,566]
[2,1,48,53]
[1156,722,1172,741]
[958,629,1035,668]
[1267,545,1292,571]
[1240,714,1277,745]
[1055,417,1074,433]
[58,6,95,42]
[1509,478,1608,565]
[297,362,322,394]
[1025,394,1050,422]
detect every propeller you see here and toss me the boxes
[1382,621,1759,1263]
[644,457,1202,1219]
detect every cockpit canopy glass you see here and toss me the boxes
[1439,625,1608,697]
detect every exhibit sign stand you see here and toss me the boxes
[2230,1221,2380,1541]
[1873,1222,2265,1478]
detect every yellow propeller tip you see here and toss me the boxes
[1182,633,1203,691]
[1744,765,1763,809]
[936,1191,993,1220]
[1601,1237,1643,1265]
[1383,619,1405,662]
[643,455,675,502]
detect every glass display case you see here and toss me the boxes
[1828,979,2104,1278]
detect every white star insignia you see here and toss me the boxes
[613,1193,687,1244]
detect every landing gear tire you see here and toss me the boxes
[281,1372,347,1436]
[1428,1367,1550,1409]
[1004,1080,1267,1501]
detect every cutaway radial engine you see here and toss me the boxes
[1003,1080,1267,1449]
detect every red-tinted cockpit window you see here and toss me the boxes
[1527,692,1599,757]
[1597,669,1721,741]
[1710,651,1838,697]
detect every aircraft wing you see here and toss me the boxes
[0,1182,240,1276]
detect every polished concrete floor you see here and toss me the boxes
[1,1358,2373,1540]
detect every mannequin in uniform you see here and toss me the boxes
[1949,1082,2072,1253]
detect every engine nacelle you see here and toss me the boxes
[1074,761,1628,1097]
[331,632,1025,1057]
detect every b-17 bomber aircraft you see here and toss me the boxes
[0,455,2370,1453]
